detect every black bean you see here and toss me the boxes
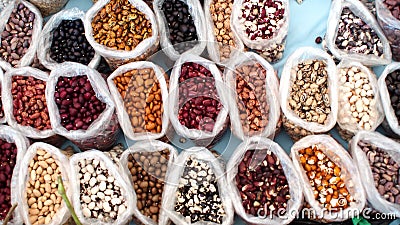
[386,70,400,124]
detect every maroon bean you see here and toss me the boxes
[177,62,222,132]
[54,75,106,131]
[0,139,17,221]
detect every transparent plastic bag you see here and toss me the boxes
[69,150,135,225]
[161,147,234,225]
[119,140,178,225]
[18,142,72,225]
[204,0,244,65]
[107,61,169,141]
[28,0,69,17]
[291,135,366,222]
[279,47,338,141]
[46,62,119,151]
[0,0,14,12]
[0,0,43,71]
[376,0,400,61]
[84,0,159,70]
[349,131,400,217]
[224,52,280,141]
[37,8,101,71]
[153,0,206,61]
[336,61,384,140]
[2,67,56,139]
[378,62,400,137]
[0,125,29,225]
[325,0,391,66]
[226,137,303,225]
[231,0,289,63]
[169,53,229,146]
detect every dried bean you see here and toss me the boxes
[209,0,236,61]
[335,8,383,57]
[127,149,170,222]
[235,63,269,135]
[177,62,222,132]
[78,158,128,222]
[358,141,400,204]
[175,156,226,223]
[50,19,95,65]
[105,144,124,164]
[54,75,106,131]
[161,0,198,53]
[91,0,152,51]
[113,68,164,134]
[299,146,354,210]
[0,3,35,67]
[0,140,17,221]
[26,148,63,225]
[236,150,290,216]
[385,69,400,124]
[378,0,400,61]
[383,0,399,20]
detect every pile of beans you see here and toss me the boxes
[0,140,17,221]
[106,144,124,165]
[236,150,290,216]
[235,63,269,136]
[209,0,236,61]
[338,66,379,138]
[239,0,285,41]
[358,141,400,204]
[127,149,169,222]
[385,69,400,123]
[0,3,36,67]
[298,146,354,211]
[380,0,400,61]
[12,75,51,130]
[178,62,222,132]
[161,0,198,53]
[26,148,63,225]
[335,8,383,57]
[91,0,152,51]
[113,68,163,134]
[50,19,95,65]
[54,75,106,131]
[175,156,226,223]
[77,158,128,222]
[384,0,399,19]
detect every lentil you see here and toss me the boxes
[0,140,17,221]
[175,156,226,223]
[358,141,400,204]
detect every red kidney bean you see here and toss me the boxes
[54,75,106,131]
[177,62,222,132]
[12,75,51,130]
[0,139,17,221]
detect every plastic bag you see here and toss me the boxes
[0,0,43,71]
[279,47,338,141]
[169,53,229,146]
[119,140,178,225]
[107,61,169,141]
[2,67,56,139]
[161,147,234,225]
[17,142,72,225]
[153,0,206,61]
[336,61,384,140]
[325,0,391,66]
[378,62,400,137]
[226,137,303,225]
[0,125,29,225]
[349,131,400,217]
[231,0,289,63]
[0,69,6,124]
[376,0,400,61]
[224,52,280,141]
[46,62,119,151]
[204,0,244,65]
[84,0,159,70]
[37,8,101,71]
[69,150,135,225]
[28,0,68,17]
[291,135,366,222]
